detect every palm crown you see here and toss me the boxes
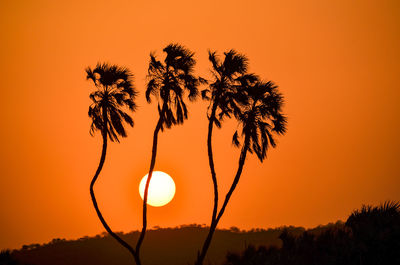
[146,44,201,130]
[232,79,287,161]
[86,63,137,142]
[202,50,250,127]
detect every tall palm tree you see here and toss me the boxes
[196,76,287,265]
[217,78,287,221]
[135,43,202,259]
[196,50,251,265]
[86,63,140,265]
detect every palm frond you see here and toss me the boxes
[116,108,134,127]
[86,62,137,142]
[272,114,287,135]
[223,50,248,77]
[146,43,201,129]
[208,50,221,73]
[146,79,159,103]
[214,118,221,128]
[201,89,210,100]
[232,131,241,147]
[85,67,97,85]
[109,109,126,141]
[204,50,253,131]
[233,79,287,162]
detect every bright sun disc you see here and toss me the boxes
[139,171,175,207]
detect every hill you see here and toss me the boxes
[5,224,306,265]
[4,201,399,265]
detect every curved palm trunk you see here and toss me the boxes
[135,112,164,258]
[195,135,250,265]
[196,103,219,265]
[90,130,141,265]
[215,135,249,224]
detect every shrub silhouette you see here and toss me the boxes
[223,201,400,265]
[0,250,18,265]
[346,201,400,265]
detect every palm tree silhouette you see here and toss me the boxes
[86,63,140,265]
[346,201,400,265]
[197,74,287,265]
[196,50,251,265]
[135,44,202,260]
[219,77,287,223]
[218,78,287,236]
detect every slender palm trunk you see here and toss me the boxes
[196,103,219,265]
[195,135,250,265]
[215,135,249,224]
[207,104,219,225]
[135,110,164,258]
[90,119,141,265]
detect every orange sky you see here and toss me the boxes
[0,0,399,250]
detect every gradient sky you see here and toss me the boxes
[0,0,399,250]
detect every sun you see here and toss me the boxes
[139,171,176,207]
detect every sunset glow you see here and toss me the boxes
[139,171,176,207]
[0,0,399,255]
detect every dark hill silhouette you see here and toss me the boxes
[8,225,302,265]
[6,202,399,265]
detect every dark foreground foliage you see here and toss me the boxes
[0,249,31,265]
[224,201,400,265]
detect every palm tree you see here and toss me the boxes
[196,50,252,265]
[345,201,400,265]
[219,78,287,226]
[135,43,202,259]
[86,63,140,265]
[218,78,287,234]
[196,76,287,265]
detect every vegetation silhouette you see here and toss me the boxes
[223,201,400,265]
[137,43,204,263]
[0,249,26,265]
[8,225,293,265]
[86,63,139,264]
[346,201,400,265]
[196,50,251,265]
[196,51,287,265]
[7,202,399,265]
